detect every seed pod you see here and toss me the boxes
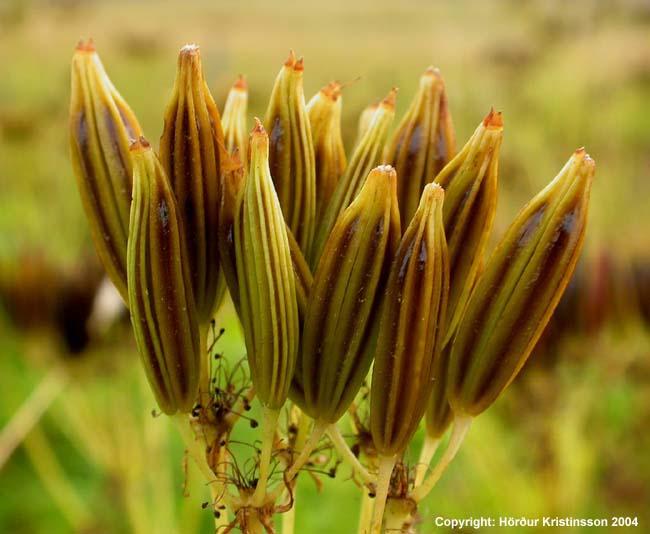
[159,44,229,322]
[424,343,453,439]
[311,89,397,266]
[222,75,249,165]
[69,39,143,300]
[218,151,313,319]
[307,81,347,219]
[296,165,400,423]
[385,67,456,228]
[447,149,595,416]
[264,51,316,255]
[235,120,299,409]
[127,138,200,415]
[354,101,379,148]
[436,110,503,345]
[370,183,448,455]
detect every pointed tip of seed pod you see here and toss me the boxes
[252,117,266,137]
[321,81,342,101]
[75,38,96,53]
[294,57,305,72]
[284,50,297,67]
[483,108,504,128]
[373,164,397,181]
[381,88,398,109]
[180,43,200,55]
[234,74,248,91]
[423,181,445,201]
[129,136,151,153]
[424,66,442,78]
[574,147,596,169]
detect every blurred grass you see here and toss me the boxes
[1,0,650,532]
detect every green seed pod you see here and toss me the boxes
[222,75,249,165]
[264,51,316,256]
[159,44,229,322]
[370,183,449,456]
[354,101,379,148]
[436,110,503,345]
[447,149,595,417]
[311,89,397,266]
[69,39,143,301]
[296,165,400,423]
[235,120,299,409]
[424,343,453,439]
[385,67,456,228]
[307,81,347,219]
[127,138,200,415]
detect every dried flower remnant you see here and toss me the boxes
[69,39,143,300]
[264,51,317,255]
[447,148,595,417]
[127,138,200,415]
[311,88,397,265]
[296,165,400,424]
[436,109,503,345]
[307,81,347,219]
[385,67,456,228]
[369,183,449,532]
[222,75,249,165]
[159,44,229,322]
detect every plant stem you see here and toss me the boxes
[327,424,374,485]
[383,498,415,533]
[411,416,472,502]
[285,419,327,481]
[370,454,396,534]
[0,366,66,469]
[413,435,441,487]
[357,489,374,534]
[282,491,296,534]
[251,406,280,506]
[22,425,91,530]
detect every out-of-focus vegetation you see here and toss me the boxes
[0,0,649,532]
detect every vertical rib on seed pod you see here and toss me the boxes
[159,44,229,323]
[448,148,595,417]
[264,51,316,256]
[127,138,200,415]
[369,183,448,533]
[297,165,400,426]
[69,39,143,301]
[235,120,299,505]
[307,81,347,219]
[222,75,249,165]
[311,89,397,266]
[385,67,456,228]
[436,109,503,346]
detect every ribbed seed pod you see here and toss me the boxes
[424,343,453,439]
[311,89,397,266]
[307,81,347,219]
[159,44,229,323]
[235,120,299,409]
[385,67,456,228]
[127,138,200,415]
[447,149,595,416]
[222,75,249,165]
[218,151,313,320]
[296,165,400,423]
[354,101,379,148]
[436,110,503,345]
[264,51,316,255]
[69,39,143,301]
[370,183,449,455]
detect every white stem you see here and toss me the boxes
[285,419,327,481]
[411,416,472,502]
[251,407,280,506]
[413,435,441,487]
[327,424,374,485]
[370,454,396,534]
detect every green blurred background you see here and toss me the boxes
[1,0,649,532]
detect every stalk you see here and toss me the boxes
[251,407,280,506]
[327,424,374,485]
[370,454,396,534]
[357,491,374,534]
[413,435,441,487]
[411,416,472,502]
[285,419,328,481]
